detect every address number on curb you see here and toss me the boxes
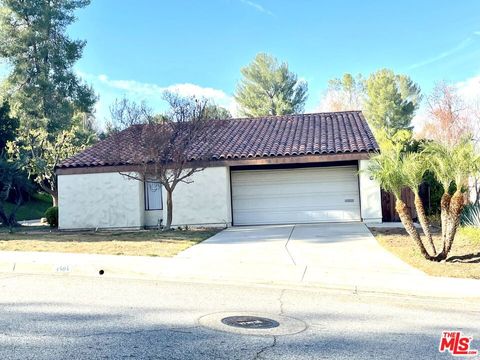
[55,265,71,273]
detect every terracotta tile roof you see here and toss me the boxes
[57,111,379,168]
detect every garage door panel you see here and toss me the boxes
[233,168,356,184]
[233,192,359,209]
[233,183,359,198]
[231,166,361,225]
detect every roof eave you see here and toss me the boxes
[55,151,375,175]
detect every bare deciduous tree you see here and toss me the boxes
[106,97,154,133]
[319,73,365,112]
[420,81,473,147]
[420,82,480,205]
[120,92,221,230]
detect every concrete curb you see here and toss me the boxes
[1,250,479,300]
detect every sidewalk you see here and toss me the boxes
[1,250,479,299]
[19,219,46,226]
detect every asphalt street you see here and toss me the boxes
[0,273,478,359]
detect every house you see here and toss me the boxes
[56,111,382,229]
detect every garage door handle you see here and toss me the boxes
[344,199,354,203]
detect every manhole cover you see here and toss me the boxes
[199,312,307,336]
[221,316,279,329]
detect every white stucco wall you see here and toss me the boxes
[358,160,382,223]
[168,167,231,227]
[58,172,144,230]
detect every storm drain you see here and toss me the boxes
[199,312,306,336]
[221,316,279,329]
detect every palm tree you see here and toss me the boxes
[367,149,434,260]
[401,152,436,255]
[444,141,479,258]
[423,143,454,247]
[425,139,480,260]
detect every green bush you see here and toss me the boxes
[44,206,58,228]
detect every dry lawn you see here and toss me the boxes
[0,228,220,257]
[371,226,480,279]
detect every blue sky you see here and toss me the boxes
[16,1,480,124]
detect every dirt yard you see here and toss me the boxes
[371,226,480,279]
[0,227,220,257]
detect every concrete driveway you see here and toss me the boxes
[176,223,419,275]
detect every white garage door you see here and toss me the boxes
[231,165,361,225]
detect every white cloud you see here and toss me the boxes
[77,71,238,126]
[411,108,428,132]
[456,74,480,102]
[239,0,274,16]
[457,74,480,141]
[166,83,231,101]
[96,74,234,108]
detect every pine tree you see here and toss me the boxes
[235,53,308,117]
[0,0,96,133]
[364,69,421,134]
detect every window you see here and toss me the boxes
[144,181,162,210]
